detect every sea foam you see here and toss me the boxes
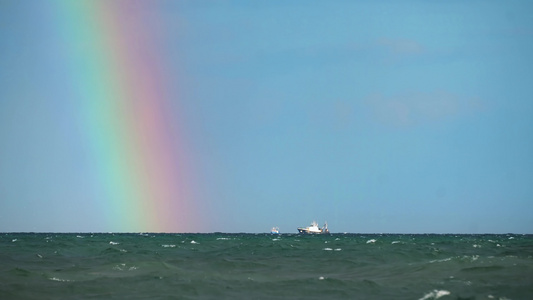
[419,289,450,300]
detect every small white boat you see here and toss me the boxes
[271,227,280,234]
[297,221,329,234]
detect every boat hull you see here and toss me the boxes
[297,228,329,234]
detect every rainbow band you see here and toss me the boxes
[54,1,198,232]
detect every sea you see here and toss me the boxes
[1,233,532,299]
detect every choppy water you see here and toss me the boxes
[1,233,532,299]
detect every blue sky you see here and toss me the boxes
[1,1,532,233]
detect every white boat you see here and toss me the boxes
[271,227,280,234]
[297,221,329,234]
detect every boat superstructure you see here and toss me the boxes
[297,221,329,234]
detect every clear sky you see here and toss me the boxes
[1,1,532,233]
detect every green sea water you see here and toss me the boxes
[1,233,532,299]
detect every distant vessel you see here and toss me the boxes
[297,221,329,234]
[271,227,280,234]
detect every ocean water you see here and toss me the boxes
[1,233,532,299]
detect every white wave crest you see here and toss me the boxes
[49,277,73,282]
[113,263,136,271]
[419,289,450,300]
[429,257,452,263]
[366,239,376,244]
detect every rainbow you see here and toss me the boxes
[53,1,202,232]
